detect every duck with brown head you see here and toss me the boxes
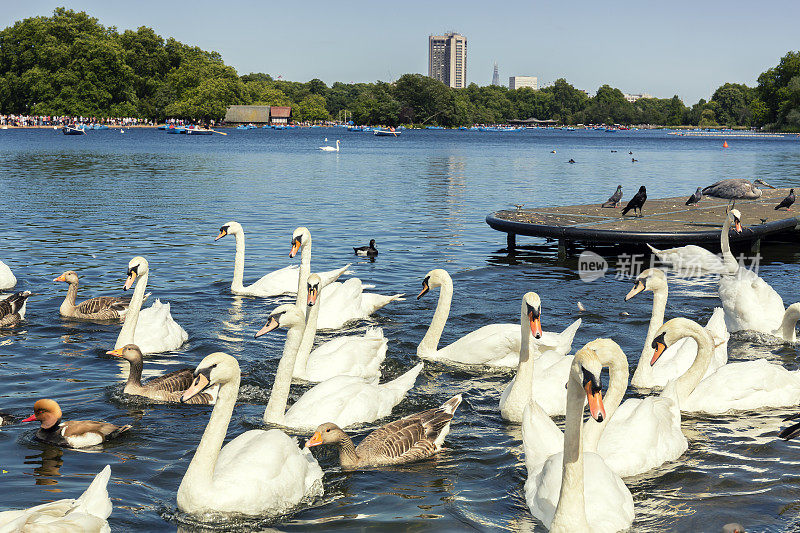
[22,399,131,448]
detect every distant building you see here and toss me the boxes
[624,93,652,103]
[428,32,467,88]
[224,105,292,124]
[492,62,500,86]
[509,76,538,90]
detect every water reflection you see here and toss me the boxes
[24,446,64,485]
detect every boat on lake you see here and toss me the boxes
[62,125,86,135]
[373,128,402,137]
[185,127,213,135]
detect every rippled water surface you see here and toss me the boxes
[1,127,800,532]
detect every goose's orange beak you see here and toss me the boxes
[106,348,124,357]
[306,431,323,447]
[53,274,66,282]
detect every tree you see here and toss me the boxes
[294,94,330,122]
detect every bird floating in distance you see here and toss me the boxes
[353,239,378,257]
[611,150,617,152]
[568,159,575,163]
[702,178,775,210]
[631,158,638,162]
[775,188,795,211]
[577,301,586,312]
[514,204,525,211]
[602,185,623,208]
[685,187,703,207]
[629,151,633,154]
[550,150,556,153]
[621,186,647,217]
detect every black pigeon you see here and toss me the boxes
[621,186,647,217]
[611,150,617,153]
[685,187,703,207]
[353,239,378,257]
[602,185,623,208]
[775,188,795,211]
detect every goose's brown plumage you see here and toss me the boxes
[0,291,30,327]
[22,399,131,448]
[55,271,133,320]
[306,394,462,468]
[107,344,215,404]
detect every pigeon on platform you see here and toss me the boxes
[602,185,623,208]
[685,187,703,207]
[775,188,795,211]
[621,186,647,217]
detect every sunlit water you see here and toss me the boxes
[1,127,799,532]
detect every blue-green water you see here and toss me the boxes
[1,127,800,531]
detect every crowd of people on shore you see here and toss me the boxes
[1,114,156,127]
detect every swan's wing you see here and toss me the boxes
[133,300,188,354]
[531,356,572,416]
[720,269,785,333]
[244,265,300,296]
[536,318,582,355]
[437,323,520,367]
[305,334,386,382]
[284,376,383,430]
[522,401,563,471]
[597,397,686,477]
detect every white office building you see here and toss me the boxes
[509,76,538,90]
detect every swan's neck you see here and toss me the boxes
[115,271,148,349]
[263,318,305,424]
[60,282,79,314]
[583,354,628,452]
[673,325,713,404]
[720,215,738,274]
[551,368,590,531]
[779,304,800,343]
[231,231,246,292]
[417,278,453,356]
[633,287,667,384]
[503,309,536,410]
[295,240,312,312]
[295,303,319,375]
[336,434,360,468]
[178,374,239,499]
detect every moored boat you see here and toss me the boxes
[373,128,402,137]
[62,125,86,135]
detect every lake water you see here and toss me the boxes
[1,126,800,532]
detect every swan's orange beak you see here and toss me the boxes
[106,348,124,357]
[215,229,227,241]
[734,220,742,233]
[53,274,66,282]
[529,313,543,339]
[306,431,323,447]
[123,272,137,291]
[651,332,667,366]
[289,238,301,258]
[255,316,280,338]
[307,286,318,306]
[181,373,210,403]
[417,279,430,300]
[585,382,606,422]
[625,280,645,301]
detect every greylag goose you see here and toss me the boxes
[107,344,216,404]
[55,270,136,320]
[21,399,131,448]
[353,239,378,257]
[0,465,112,532]
[0,291,31,327]
[306,394,462,468]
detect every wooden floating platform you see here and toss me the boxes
[487,188,800,252]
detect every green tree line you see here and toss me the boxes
[2,9,800,130]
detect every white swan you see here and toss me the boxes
[416,269,581,368]
[0,260,15,290]
[625,268,729,388]
[291,226,403,329]
[653,317,800,414]
[319,139,340,152]
[523,338,687,478]
[177,352,323,519]
[499,292,572,419]
[258,304,423,432]
[0,465,112,532]
[524,341,634,532]
[292,274,386,382]
[717,210,800,340]
[215,221,349,297]
[115,257,188,354]
[646,243,725,275]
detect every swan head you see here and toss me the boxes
[254,303,305,337]
[21,399,63,429]
[215,221,242,241]
[651,317,708,366]
[625,268,666,301]
[123,257,149,291]
[521,292,543,339]
[306,422,347,448]
[729,209,742,233]
[307,274,321,306]
[182,352,238,403]
[417,269,451,299]
[290,227,311,258]
[106,344,143,364]
[53,270,79,285]
[572,345,606,422]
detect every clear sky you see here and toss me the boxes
[3,1,799,103]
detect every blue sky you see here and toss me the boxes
[3,1,799,103]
